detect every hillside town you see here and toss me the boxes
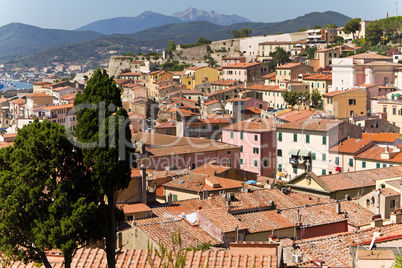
[2,14,402,268]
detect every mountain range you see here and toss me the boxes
[0,10,352,67]
[75,8,252,35]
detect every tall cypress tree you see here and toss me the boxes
[74,68,133,268]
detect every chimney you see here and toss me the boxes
[297,209,302,224]
[390,211,402,224]
[140,165,147,205]
[168,193,173,206]
[336,200,341,214]
[371,214,383,228]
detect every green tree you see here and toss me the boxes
[204,55,217,68]
[239,28,252,37]
[166,40,176,52]
[313,25,321,29]
[310,89,322,108]
[343,18,362,40]
[272,47,290,65]
[74,68,133,268]
[0,119,97,268]
[232,29,240,38]
[333,36,345,44]
[323,23,337,29]
[366,22,383,46]
[282,91,299,106]
[395,255,402,268]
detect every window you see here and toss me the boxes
[293,167,297,174]
[277,149,282,156]
[230,131,233,139]
[322,136,327,145]
[240,158,243,165]
[349,158,354,167]
[335,157,339,165]
[293,133,297,142]
[391,199,396,208]
[312,153,316,160]
[376,163,380,168]
[306,134,310,143]
[240,147,243,152]
[383,163,387,168]
[254,160,258,167]
[393,108,397,115]
[240,132,243,140]
[254,135,258,141]
[263,160,268,167]
[322,154,326,161]
[322,169,326,175]
[278,164,282,171]
[362,161,366,168]
[383,107,387,113]
[349,99,356,105]
[173,194,178,201]
[278,132,282,141]
[253,147,259,154]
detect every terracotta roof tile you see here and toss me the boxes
[116,203,152,214]
[163,174,243,192]
[277,118,344,132]
[275,110,315,123]
[198,208,247,232]
[362,132,401,143]
[328,138,372,154]
[224,118,276,132]
[222,63,260,69]
[323,88,360,97]
[355,144,402,163]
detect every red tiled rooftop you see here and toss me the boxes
[276,109,315,123]
[224,118,275,132]
[355,144,402,163]
[362,132,401,143]
[116,203,151,214]
[275,62,304,69]
[323,88,360,97]
[277,118,344,132]
[328,138,373,154]
[222,62,260,69]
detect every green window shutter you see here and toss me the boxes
[335,157,339,165]
[278,164,282,171]
[240,159,243,165]
[231,131,233,139]
[173,194,178,201]
[322,136,327,145]
[322,169,326,175]
[349,158,353,166]
[362,161,366,168]
[306,135,310,143]
[376,163,380,168]
[312,153,316,160]
[254,160,258,167]
[383,164,386,168]
[278,132,282,141]
[293,167,297,173]
[322,154,326,161]
[240,132,243,140]
[293,134,297,142]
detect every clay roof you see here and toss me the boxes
[348,52,392,59]
[52,86,75,92]
[206,113,234,119]
[323,88,360,97]
[328,138,372,154]
[9,98,26,104]
[203,99,219,105]
[277,118,344,132]
[362,132,401,143]
[276,110,315,123]
[224,118,276,132]
[36,103,74,111]
[210,79,238,85]
[379,187,400,197]
[116,203,152,214]
[10,247,279,268]
[275,62,304,69]
[236,210,294,233]
[26,93,52,98]
[166,89,202,96]
[191,162,231,176]
[303,73,332,80]
[222,63,260,69]
[154,121,176,129]
[132,133,241,157]
[291,224,402,267]
[152,189,325,217]
[314,166,402,192]
[363,61,402,66]
[163,174,243,192]
[262,72,276,79]
[118,72,141,76]
[245,107,262,114]
[355,144,402,163]
[198,208,247,232]
[136,219,222,248]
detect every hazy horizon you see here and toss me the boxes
[0,0,396,30]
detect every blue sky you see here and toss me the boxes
[0,0,396,30]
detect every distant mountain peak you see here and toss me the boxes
[171,7,251,25]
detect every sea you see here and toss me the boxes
[13,81,33,90]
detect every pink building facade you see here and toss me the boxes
[222,63,267,82]
[222,119,276,177]
[221,57,247,67]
